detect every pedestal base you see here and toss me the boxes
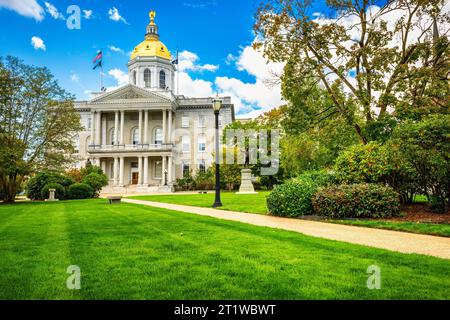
[237,169,258,194]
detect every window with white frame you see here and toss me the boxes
[131,128,139,145]
[182,162,190,176]
[198,135,206,152]
[198,160,206,173]
[110,163,114,178]
[159,70,166,89]
[132,71,137,85]
[110,128,117,145]
[87,118,92,130]
[182,116,190,128]
[182,135,190,153]
[154,128,163,145]
[144,69,151,88]
[218,115,223,127]
[155,161,162,179]
[198,115,206,128]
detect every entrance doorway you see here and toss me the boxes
[132,172,139,185]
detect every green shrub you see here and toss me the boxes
[334,141,419,203]
[312,183,401,218]
[26,171,74,200]
[82,173,108,197]
[290,170,338,187]
[176,171,197,191]
[41,183,65,200]
[267,179,319,217]
[393,115,450,212]
[68,183,94,199]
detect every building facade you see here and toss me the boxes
[74,11,235,193]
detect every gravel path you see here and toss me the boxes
[123,198,450,259]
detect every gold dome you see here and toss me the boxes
[130,10,171,61]
[130,39,171,60]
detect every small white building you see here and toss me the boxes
[74,11,235,194]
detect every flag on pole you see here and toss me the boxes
[171,50,179,65]
[93,51,103,70]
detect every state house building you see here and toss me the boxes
[74,11,235,193]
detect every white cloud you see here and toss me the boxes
[0,0,44,21]
[108,68,128,87]
[179,50,219,72]
[108,45,125,55]
[176,45,284,118]
[83,9,92,19]
[70,73,79,83]
[108,7,128,24]
[31,36,46,51]
[44,2,64,20]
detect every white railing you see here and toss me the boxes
[88,143,174,152]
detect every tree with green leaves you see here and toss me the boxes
[254,0,450,143]
[0,56,82,203]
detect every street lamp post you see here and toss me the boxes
[212,96,223,208]
[164,169,168,186]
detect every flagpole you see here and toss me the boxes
[177,48,179,96]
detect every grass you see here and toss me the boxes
[130,192,271,214]
[0,199,449,300]
[131,193,450,237]
[329,220,450,237]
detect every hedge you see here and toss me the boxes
[266,179,319,217]
[68,183,94,199]
[312,183,401,218]
[41,183,65,200]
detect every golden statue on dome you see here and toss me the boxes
[149,10,156,24]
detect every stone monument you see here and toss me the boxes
[237,169,258,194]
[45,189,59,202]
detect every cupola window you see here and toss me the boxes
[144,69,151,88]
[159,70,166,89]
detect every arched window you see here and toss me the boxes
[131,127,139,145]
[144,69,151,88]
[154,128,163,145]
[109,128,117,145]
[132,71,137,85]
[159,70,166,89]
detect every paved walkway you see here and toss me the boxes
[123,198,450,260]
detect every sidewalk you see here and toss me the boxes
[123,198,450,259]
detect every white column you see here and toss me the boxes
[114,111,119,145]
[144,110,149,144]
[113,157,119,186]
[90,111,95,145]
[168,110,172,143]
[119,157,124,186]
[168,156,173,184]
[138,110,143,144]
[102,115,107,145]
[162,110,167,144]
[96,111,102,145]
[138,156,143,185]
[162,156,166,185]
[101,159,106,173]
[120,111,125,145]
[143,156,149,186]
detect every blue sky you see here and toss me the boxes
[0,0,328,117]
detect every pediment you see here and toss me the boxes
[90,84,172,104]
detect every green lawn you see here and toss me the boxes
[131,193,450,237]
[0,200,449,299]
[330,220,450,237]
[130,192,271,214]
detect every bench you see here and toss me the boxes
[107,196,123,204]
